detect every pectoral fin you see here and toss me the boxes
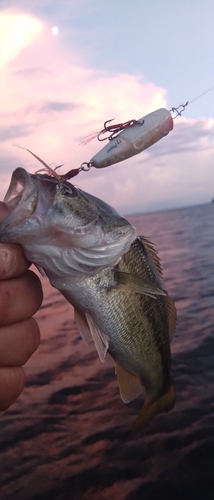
[85,313,109,363]
[115,363,142,403]
[74,308,92,345]
[114,270,165,298]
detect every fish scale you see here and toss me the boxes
[59,237,172,409]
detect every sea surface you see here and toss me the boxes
[0,203,214,500]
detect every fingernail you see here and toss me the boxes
[0,247,15,278]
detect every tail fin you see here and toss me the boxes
[131,381,175,434]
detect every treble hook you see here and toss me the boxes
[97,118,139,142]
[98,119,115,141]
[104,119,115,130]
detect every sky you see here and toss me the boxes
[0,0,214,214]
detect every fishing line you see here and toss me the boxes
[171,83,214,118]
[187,84,214,105]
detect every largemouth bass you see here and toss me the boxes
[0,167,176,431]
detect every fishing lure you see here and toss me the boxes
[80,108,173,172]
[83,108,173,170]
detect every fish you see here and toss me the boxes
[0,166,176,432]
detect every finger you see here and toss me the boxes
[0,243,30,279]
[0,202,30,278]
[0,317,40,366]
[0,366,25,411]
[0,270,43,326]
[0,202,10,223]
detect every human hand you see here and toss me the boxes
[0,202,43,415]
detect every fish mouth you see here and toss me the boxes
[3,167,38,211]
[0,167,54,243]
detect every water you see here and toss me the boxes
[0,203,214,500]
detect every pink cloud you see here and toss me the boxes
[0,10,214,213]
[0,10,43,68]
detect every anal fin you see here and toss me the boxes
[115,363,142,403]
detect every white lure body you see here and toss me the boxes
[90,108,173,169]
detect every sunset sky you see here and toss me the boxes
[1,0,214,214]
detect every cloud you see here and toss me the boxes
[40,101,78,113]
[0,124,35,142]
[0,9,214,214]
[14,67,52,78]
[0,16,168,164]
[0,10,43,68]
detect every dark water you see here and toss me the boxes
[0,203,214,500]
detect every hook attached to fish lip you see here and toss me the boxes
[13,144,64,181]
[13,144,84,182]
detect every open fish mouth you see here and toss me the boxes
[4,168,39,211]
[3,167,59,215]
[0,168,57,242]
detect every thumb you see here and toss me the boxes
[0,202,29,278]
[0,244,30,279]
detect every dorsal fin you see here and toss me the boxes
[115,363,142,403]
[139,236,163,279]
[165,292,177,342]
